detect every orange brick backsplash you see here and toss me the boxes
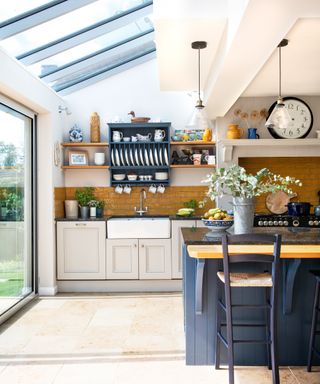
[55,186,210,218]
[239,157,320,213]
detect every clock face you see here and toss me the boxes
[267,97,313,139]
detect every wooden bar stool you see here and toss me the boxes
[307,270,320,372]
[215,233,281,384]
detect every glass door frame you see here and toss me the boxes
[0,94,37,324]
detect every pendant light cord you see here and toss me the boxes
[198,47,201,103]
[278,44,282,99]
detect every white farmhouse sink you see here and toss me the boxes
[107,217,170,239]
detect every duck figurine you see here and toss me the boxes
[128,111,150,123]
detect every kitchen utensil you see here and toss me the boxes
[123,184,132,194]
[135,148,140,166]
[314,191,320,217]
[286,202,312,216]
[115,185,123,194]
[113,174,126,181]
[115,148,120,166]
[144,148,150,166]
[266,191,297,214]
[110,149,115,166]
[149,184,157,194]
[157,184,165,193]
[139,148,144,166]
[154,147,159,166]
[155,172,168,180]
[137,133,152,141]
[124,147,130,166]
[149,148,154,165]
[164,147,169,166]
[119,148,125,166]
[130,148,135,166]
[94,152,105,165]
[127,174,137,181]
[112,131,123,142]
[202,218,234,232]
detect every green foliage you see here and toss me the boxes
[183,199,198,209]
[75,187,94,207]
[202,164,302,200]
[88,200,99,208]
[6,192,23,211]
[96,200,105,209]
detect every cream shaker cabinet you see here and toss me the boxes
[138,239,171,279]
[57,221,106,280]
[106,239,139,279]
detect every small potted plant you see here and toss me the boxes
[96,200,105,218]
[5,192,23,221]
[88,200,99,218]
[75,187,94,219]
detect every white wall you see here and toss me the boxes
[63,59,210,187]
[216,95,320,140]
[0,48,66,295]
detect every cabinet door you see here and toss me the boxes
[57,221,106,280]
[139,239,171,279]
[171,220,196,279]
[106,239,138,279]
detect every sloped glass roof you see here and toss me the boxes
[0,0,155,94]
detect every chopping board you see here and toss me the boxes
[265,191,297,214]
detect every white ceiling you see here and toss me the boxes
[243,18,320,97]
[154,0,320,118]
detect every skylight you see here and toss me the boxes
[0,0,155,94]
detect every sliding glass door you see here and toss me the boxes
[0,101,35,318]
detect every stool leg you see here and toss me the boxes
[270,291,279,384]
[215,281,221,369]
[307,280,320,372]
[225,285,234,384]
[265,287,271,370]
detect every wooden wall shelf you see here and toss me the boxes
[170,141,215,146]
[61,142,108,147]
[62,165,110,169]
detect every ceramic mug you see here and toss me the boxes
[115,185,123,194]
[123,184,132,194]
[191,153,202,165]
[94,152,105,165]
[149,184,157,194]
[247,128,260,139]
[154,129,166,141]
[157,184,165,194]
[112,131,123,142]
[205,155,216,165]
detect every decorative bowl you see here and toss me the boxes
[113,174,126,181]
[201,219,234,232]
[127,174,138,181]
[155,172,168,180]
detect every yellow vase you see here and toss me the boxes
[202,128,212,142]
[227,124,243,139]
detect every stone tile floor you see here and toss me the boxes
[0,293,319,384]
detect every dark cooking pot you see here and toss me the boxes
[286,202,312,216]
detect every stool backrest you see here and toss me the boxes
[221,233,282,289]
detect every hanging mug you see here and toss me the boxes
[115,185,123,194]
[149,184,157,194]
[157,184,165,194]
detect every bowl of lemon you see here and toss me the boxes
[202,208,234,232]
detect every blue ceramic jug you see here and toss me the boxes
[247,128,260,139]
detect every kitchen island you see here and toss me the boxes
[182,227,320,366]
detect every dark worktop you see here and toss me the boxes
[181,227,320,245]
[55,215,201,221]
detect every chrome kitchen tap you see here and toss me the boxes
[134,188,148,216]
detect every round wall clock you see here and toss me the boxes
[266,97,313,139]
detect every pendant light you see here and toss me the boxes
[265,39,292,129]
[187,41,209,130]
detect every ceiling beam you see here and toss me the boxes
[17,2,153,65]
[0,0,98,40]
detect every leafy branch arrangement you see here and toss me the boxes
[202,164,302,200]
[234,108,268,128]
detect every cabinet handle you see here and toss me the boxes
[141,244,144,248]
[75,223,87,226]
[134,243,137,248]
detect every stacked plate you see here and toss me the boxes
[111,146,169,167]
